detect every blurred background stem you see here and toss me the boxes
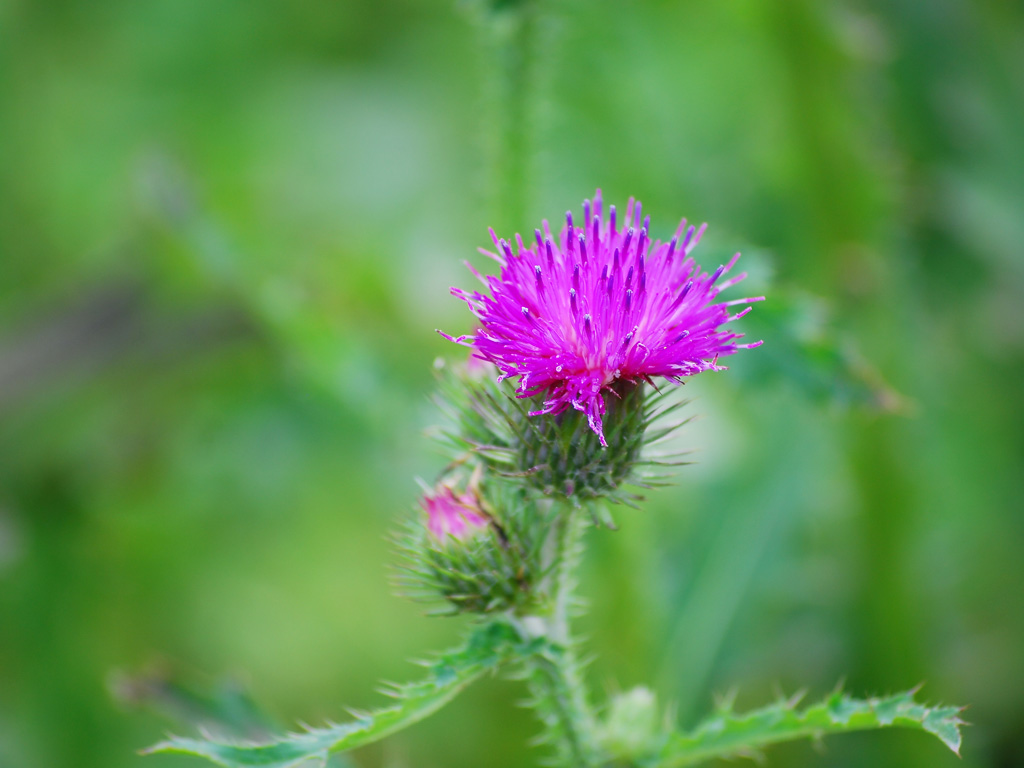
[477,0,540,236]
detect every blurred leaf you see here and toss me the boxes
[737,286,907,412]
[144,621,522,767]
[112,667,277,744]
[652,688,964,767]
[114,668,357,768]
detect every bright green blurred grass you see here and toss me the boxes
[1,1,1022,767]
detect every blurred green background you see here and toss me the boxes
[1,1,1023,766]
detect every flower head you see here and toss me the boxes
[443,190,763,445]
[421,484,488,542]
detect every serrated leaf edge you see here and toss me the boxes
[650,688,966,768]
[143,622,521,768]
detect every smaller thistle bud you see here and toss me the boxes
[422,485,488,542]
[395,473,550,616]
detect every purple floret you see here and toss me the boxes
[443,189,763,445]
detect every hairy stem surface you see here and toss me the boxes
[520,504,600,767]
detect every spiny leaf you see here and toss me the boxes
[649,688,965,767]
[144,622,522,768]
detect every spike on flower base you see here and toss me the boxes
[516,379,646,501]
[434,362,667,505]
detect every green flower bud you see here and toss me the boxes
[395,471,550,616]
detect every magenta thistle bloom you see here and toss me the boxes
[443,190,763,445]
[422,485,488,542]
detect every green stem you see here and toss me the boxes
[548,503,582,643]
[528,643,598,768]
[519,505,600,767]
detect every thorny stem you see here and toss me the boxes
[516,504,599,767]
[528,644,598,768]
[548,504,582,645]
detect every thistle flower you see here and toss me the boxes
[443,190,763,445]
[422,484,488,542]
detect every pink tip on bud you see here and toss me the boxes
[422,485,487,542]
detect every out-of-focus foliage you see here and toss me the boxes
[147,621,522,767]
[0,1,1021,767]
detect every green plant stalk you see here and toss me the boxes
[548,503,583,645]
[517,504,600,767]
[526,644,598,767]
